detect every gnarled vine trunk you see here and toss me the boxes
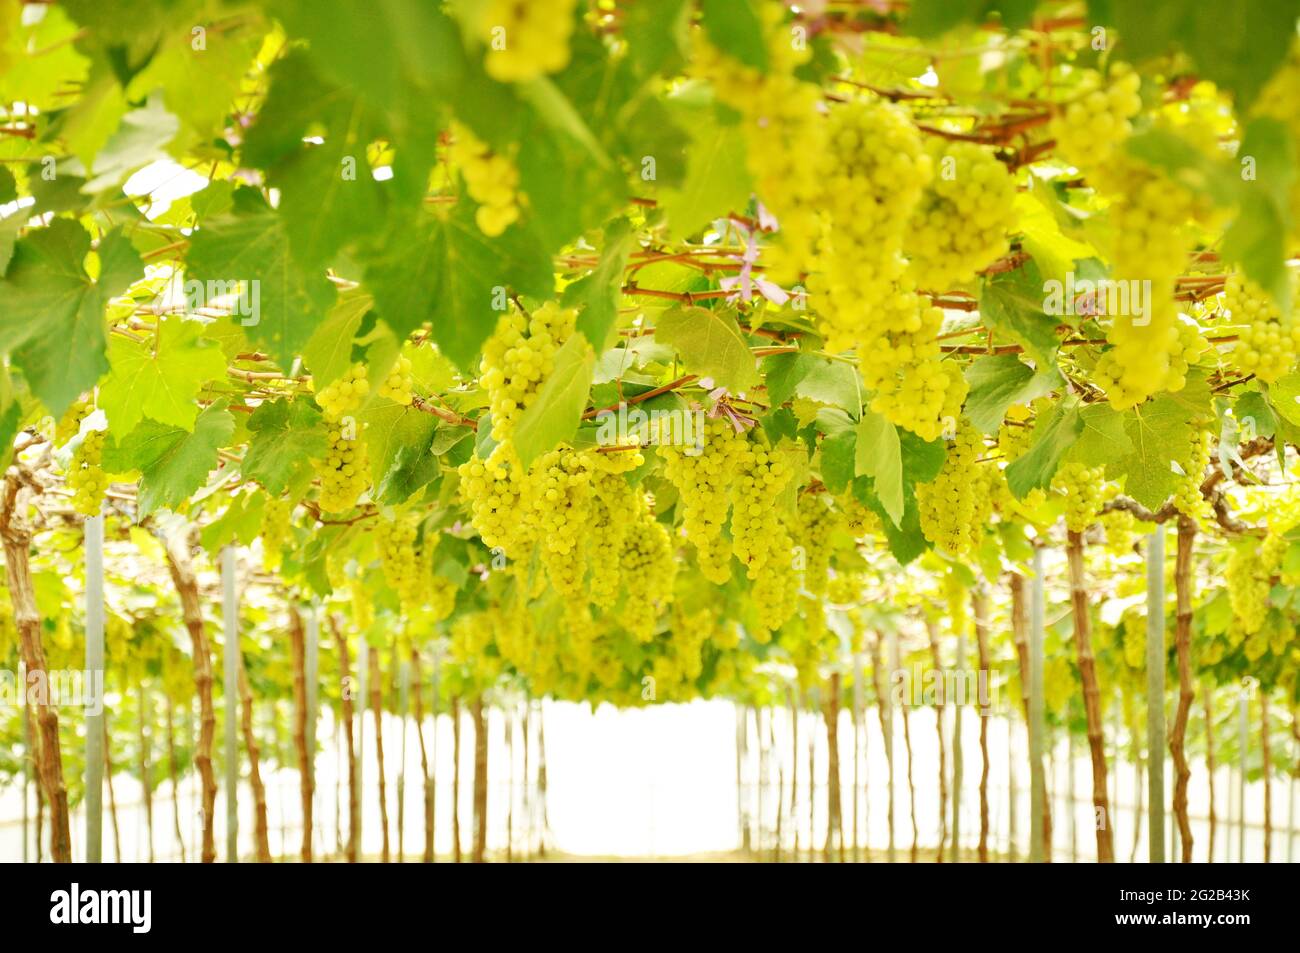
[163,532,217,863]
[925,619,948,862]
[1,473,70,862]
[1170,518,1197,862]
[452,695,462,862]
[236,651,272,863]
[1066,530,1113,862]
[870,633,895,862]
[972,587,992,863]
[823,674,843,862]
[328,616,359,862]
[1010,572,1051,859]
[472,697,488,863]
[165,696,186,862]
[288,607,313,862]
[411,649,435,863]
[104,717,122,862]
[369,644,390,862]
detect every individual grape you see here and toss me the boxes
[315,420,370,513]
[314,364,369,421]
[916,422,985,555]
[480,302,577,444]
[905,140,1016,291]
[658,416,749,584]
[56,396,92,446]
[476,0,579,83]
[68,429,108,517]
[449,122,522,236]
[1220,271,1300,383]
[377,355,415,406]
[1053,461,1106,533]
[260,495,292,573]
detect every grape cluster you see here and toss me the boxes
[1053,461,1106,533]
[524,447,595,598]
[796,493,839,596]
[315,421,370,513]
[56,396,92,446]
[1051,68,1143,170]
[449,122,522,237]
[730,438,794,578]
[377,355,414,406]
[587,448,646,609]
[1226,535,1285,640]
[480,302,577,443]
[658,416,749,583]
[1172,429,1211,524]
[457,443,533,559]
[260,496,291,573]
[314,363,369,420]
[1220,272,1300,383]
[68,429,108,517]
[376,513,422,609]
[477,0,578,83]
[917,422,986,555]
[616,501,676,643]
[905,140,1016,291]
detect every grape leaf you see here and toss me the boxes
[200,490,267,555]
[513,334,596,468]
[659,109,752,241]
[963,354,1061,435]
[303,290,371,389]
[360,398,440,485]
[762,352,817,408]
[0,220,142,414]
[566,218,635,351]
[979,263,1063,368]
[241,398,328,494]
[98,316,227,435]
[1107,375,1213,509]
[104,402,235,517]
[698,0,768,71]
[1006,396,1083,498]
[1064,401,1133,467]
[655,305,759,393]
[855,411,904,527]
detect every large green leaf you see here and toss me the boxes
[513,334,595,468]
[99,316,227,435]
[654,305,759,393]
[963,354,1061,435]
[241,398,328,494]
[103,403,235,517]
[855,412,904,527]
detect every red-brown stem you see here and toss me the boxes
[370,646,390,862]
[926,620,948,862]
[329,616,359,862]
[973,588,992,864]
[824,675,843,862]
[236,651,272,863]
[288,608,313,862]
[472,698,489,863]
[452,696,462,863]
[1170,519,1197,862]
[411,649,434,863]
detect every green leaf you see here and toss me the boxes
[963,354,1061,435]
[1108,375,1213,509]
[622,0,691,77]
[655,305,759,393]
[0,220,142,414]
[979,262,1062,368]
[186,192,336,369]
[1065,401,1133,467]
[77,92,179,193]
[200,490,267,555]
[363,202,552,371]
[303,290,371,388]
[104,403,235,517]
[241,398,328,494]
[359,399,440,485]
[819,428,856,495]
[98,317,227,435]
[795,359,861,416]
[1006,397,1083,498]
[761,352,816,408]
[1223,118,1296,313]
[513,334,595,468]
[855,412,904,527]
[659,109,752,240]
[1267,373,1300,426]
[566,219,634,351]
[699,0,768,71]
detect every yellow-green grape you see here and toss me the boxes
[750,538,800,642]
[1053,461,1106,533]
[1226,534,1285,640]
[1100,508,1142,557]
[55,396,92,445]
[1172,429,1211,523]
[376,513,422,608]
[730,437,794,579]
[809,99,932,353]
[587,465,641,609]
[377,355,414,406]
[524,447,594,597]
[658,416,749,583]
[916,423,985,555]
[1220,272,1300,383]
[314,364,370,421]
[691,3,823,279]
[260,496,291,573]
[839,493,881,538]
[456,442,532,559]
[796,492,838,595]
[1051,68,1142,171]
[315,420,370,513]
[616,501,676,642]
[68,429,108,517]
[479,302,577,443]
[905,141,1016,291]
[449,122,522,236]
[476,0,578,83]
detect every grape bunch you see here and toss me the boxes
[730,437,795,578]
[1172,429,1211,524]
[616,500,676,643]
[1053,461,1107,533]
[905,140,1016,291]
[1220,271,1300,384]
[1051,68,1143,171]
[1226,535,1285,640]
[56,396,92,446]
[476,0,578,84]
[68,429,109,517]
[524,447,595,598]
[449,122,522,237]
[377,355,415,406]
[480,301,577,443]
[315,363,369,421]
[587,448,646,609]
[456,443,533,560]
[315,420,370,513]
[260,496,292,573]
[917,423,986,555]
[376,513,422,609]
[658,416,749,583]
[796,493,839,596]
